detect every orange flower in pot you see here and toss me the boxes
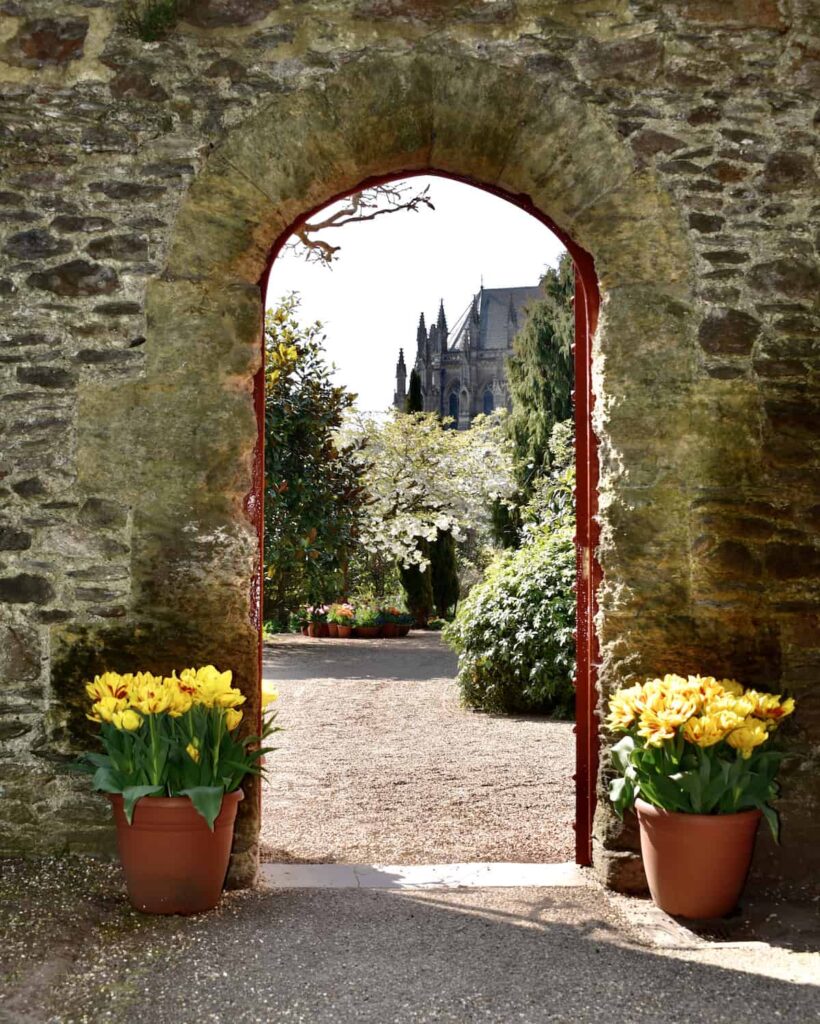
[607,674,795,919]
[79,668,281,915]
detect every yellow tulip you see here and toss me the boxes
[682,713,734,747]
[88,695,128,723]
[195,665,245,709]
[86,672,129,702]
[726,717,769,758]
[128,676,174,716]
[163,677,194,717]
[186,742,200,763]
[225,708,243,731]
[746,690,795,724]
[112,708,142,732]
[261,687,279,708]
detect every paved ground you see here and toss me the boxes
[260,633,575,865]
[1,857,818,1024]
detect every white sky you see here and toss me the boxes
[266,175,565,412]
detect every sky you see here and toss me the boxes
[265,175,566,413]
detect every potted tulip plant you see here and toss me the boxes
[608,673,795,918]
[79,666,280,915]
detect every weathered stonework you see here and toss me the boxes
[1,0,817,893]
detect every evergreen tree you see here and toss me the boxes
[399,550,434,626]
[506,252,574,496]
[404,368,423,413]
[430,529,460,617]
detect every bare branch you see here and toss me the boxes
[285,183,435,266]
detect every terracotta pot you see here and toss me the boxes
[108,790,243,915]
[336,624,353,638]
[317,622,330,637]
[300,625,308,636]
[398,625,411,637]
[381,623,399,638]
[635,798,761,919]
[307,622,320,637]
[327,622,339,638]
[354,625,381,638]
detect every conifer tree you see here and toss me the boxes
[506,252,574,496]
[405,368,423,413]
[430,529,460,617]
[399,548,434,626]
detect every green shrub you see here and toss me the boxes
[443,524,576,716]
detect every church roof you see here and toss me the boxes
[448,285,542,351]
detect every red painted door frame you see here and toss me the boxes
[249,171,601,867]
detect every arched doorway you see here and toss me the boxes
[124,53,692,886]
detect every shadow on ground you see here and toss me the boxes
[263,632,458,682]
[1,858,818,1024]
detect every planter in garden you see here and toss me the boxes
[381,623,399,638]
[355,626,381,639]
[337,625,353,638]
[317,622,330,637]
[634,798,761,918]
[79,666,280,915]
[307,623,321,637]
[398,625,411,637]
[109,790,243,914]
[608,673,795,919]
[327,623,339,638]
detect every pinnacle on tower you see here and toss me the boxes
[416,313,427,356]
[393,347,407,409]
[436,299,448,335]
[437,299,448,352]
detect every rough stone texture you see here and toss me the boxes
[0,0,818,894]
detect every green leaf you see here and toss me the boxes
[122,785,164,824]
[760,803,780,843]
[180,786,226,831]
[92,765,122,794]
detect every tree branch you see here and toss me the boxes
[286,183,435,266]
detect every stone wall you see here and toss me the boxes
[0,0,817,892]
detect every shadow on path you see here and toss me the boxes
[263,632,458,682]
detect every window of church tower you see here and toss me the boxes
[483,389,495,415]
[448,391,459,423]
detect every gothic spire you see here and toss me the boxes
[436,299,448,336]
[397,347,406,374]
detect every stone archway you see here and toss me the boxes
[73,52,694,887]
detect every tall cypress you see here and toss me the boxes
[405,368,423,413]
[429,529,460,617]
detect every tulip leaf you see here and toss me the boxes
[92,765,122,794]
[180,786,225,831]
[122,785,164,824]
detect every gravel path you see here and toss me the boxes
[260,633,575,864]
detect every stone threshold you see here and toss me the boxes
[258,861,587,890]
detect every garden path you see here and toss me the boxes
[260,632,575,865]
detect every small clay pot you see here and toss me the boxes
[635,798,761,919]
[397,625,411,637]
[317,622,330,638]
[109,790,243,915]
[354,625,381,638]
[381,623,399,638]
[307,622,320,637]
[327,622,339,638]
[336,625,353,638]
